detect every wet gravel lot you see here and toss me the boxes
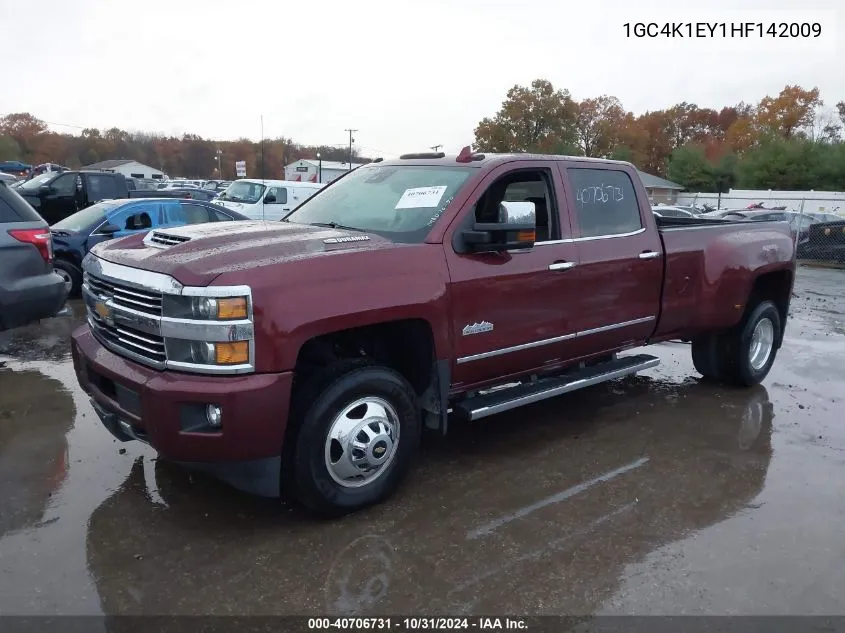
[1,265,844,616]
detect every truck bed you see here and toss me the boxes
[653,218,795,340]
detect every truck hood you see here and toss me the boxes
[90,220,396,286]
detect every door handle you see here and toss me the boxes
[639,251,661,259]
[549,261,577,271]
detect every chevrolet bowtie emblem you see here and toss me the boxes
[94,300,115,326]
[94,301,111,320]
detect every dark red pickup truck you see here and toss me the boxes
[71,151,796,515]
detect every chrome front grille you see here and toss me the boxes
[84,273,163,316]
[81,255,255,375]
[88,310,166,363]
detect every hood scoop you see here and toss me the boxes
[145,231,193,248]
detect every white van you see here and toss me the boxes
[214,179,324,221]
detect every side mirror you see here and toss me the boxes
[264,194,276,204]
[462,201,536,252]
[98,224,120,236]
[38,185,53,195]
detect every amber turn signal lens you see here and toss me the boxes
[214,341,249,365]
[517,230,536,242]
[217,297,248,319]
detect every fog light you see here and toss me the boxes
[206,404,222,427]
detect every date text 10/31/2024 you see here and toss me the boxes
[623,22,822,38]
[307,618,528,630]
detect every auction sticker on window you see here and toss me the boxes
[395,186,447,209]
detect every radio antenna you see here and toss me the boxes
[260,114,265,220]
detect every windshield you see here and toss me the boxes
[284,165,474,242]
[51,200,125,231]
[19,173,57,190]
[218,181,266,204]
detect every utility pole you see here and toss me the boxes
[430,145,442,152]
[345,128,358,171]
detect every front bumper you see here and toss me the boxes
[72,326,293,495]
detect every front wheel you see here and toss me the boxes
[54,260,82,297]
[288,365,421,516]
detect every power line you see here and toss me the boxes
[43,120,87,130]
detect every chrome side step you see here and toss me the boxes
[453,354,659,421]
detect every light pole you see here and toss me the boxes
[216,148,223,179]
[345,128,358,171]
[316,152,322,183]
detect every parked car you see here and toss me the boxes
[157,180,198,190]
[50,198,248,296]
[0,173,17,185]
[131,187,219,202]
[71,150,795,515]
[797,220,845,262]
[31,163,69,177]
[0,160,32,180]
[215,179,324,220]
[652,206,695,219]
[0,181,67,331]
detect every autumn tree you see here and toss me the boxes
[611,113,650,167]
[0,112,48,138]
[574,95,625,157]
[665,103,719,148]
[755,85,822,139]
[636,111,674,176]
[0,112,48,159]
[474,79,578,153]
[725,116,759,155]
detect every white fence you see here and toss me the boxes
[677,189,845,214]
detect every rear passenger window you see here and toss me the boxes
[88,175,118,201]
[180,203,214,224]
[568,169,642,238]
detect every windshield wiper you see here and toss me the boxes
[309,222,365,232]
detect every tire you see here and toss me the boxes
[718,300,781,387]
[691,334,724,381]
[54,259,82,297]
[287,364,420,516]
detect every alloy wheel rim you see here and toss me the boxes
[749,318,774,371]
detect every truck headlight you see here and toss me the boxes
[166,339,250,366]
[163,295,249,321]
[158,285,254,374]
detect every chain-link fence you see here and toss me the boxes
[794,207,845,266]
[673,194,845,266]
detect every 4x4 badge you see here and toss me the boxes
[462,321,494,336]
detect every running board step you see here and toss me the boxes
[453,354,660,421]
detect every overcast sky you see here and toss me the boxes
[1,0,841,157]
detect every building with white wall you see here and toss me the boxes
[284,159,366,184]
[83,159,165,180]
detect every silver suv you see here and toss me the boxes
[0,181,68,331]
